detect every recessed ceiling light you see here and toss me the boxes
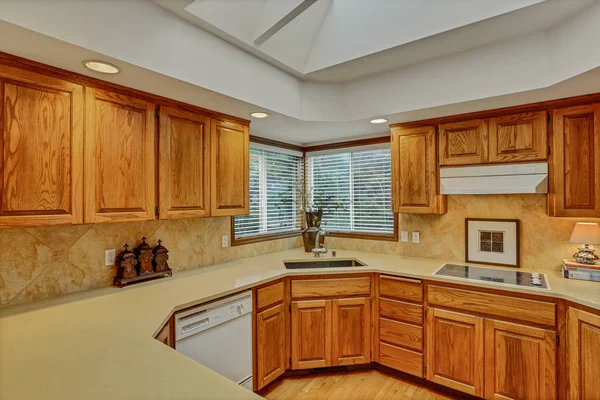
[370,118,388,124]
[82,60,120,74]
[250,112,270,119]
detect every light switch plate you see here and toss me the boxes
[412,232,420,243]
[401,231,409,243]
[221,235,229,248]
[105,249,116,266]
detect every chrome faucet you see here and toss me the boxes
[312,229,328,258]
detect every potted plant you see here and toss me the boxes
[278,182,345,252]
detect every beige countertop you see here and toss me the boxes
[1,248,599,400]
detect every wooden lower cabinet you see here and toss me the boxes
[155,316,174,349]
[485,319,556,400]
[427,308,485,398]
[331,298,371,366]
[567,307,600,400]
[256,303,287,389]
[291,300,332,369]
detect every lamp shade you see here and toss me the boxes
[570,222,600,244]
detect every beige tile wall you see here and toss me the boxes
[0,217,301,307]
[328,195,599,271]
[2,194,597,307]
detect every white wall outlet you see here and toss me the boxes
[412,232,420,244]
[221,234,229,248]
[401,231,409,243]
[105,249,116,266]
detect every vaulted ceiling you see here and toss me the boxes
[1,0,599,144]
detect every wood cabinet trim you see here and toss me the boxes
[427,307,485,397]
[485,318,557,400]
[391,125,446,214]
[427,284,556,327]
[84,87,156,223]
[158,105,211,220]
[0,65,84,227]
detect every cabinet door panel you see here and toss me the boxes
[427,308,484,397]
[210,119,249,216]
[391,125,446,214]
[489,112,547,163]
[550,104,600,217]
[567,307,600,400]
[332,298,370,366]
[159,106,210,219]
[0,65,83,227]
[85,88,155,223]
[485,319,556,400]
[256,303,286,390]
[439,119,488,166]
[291,300,331,369]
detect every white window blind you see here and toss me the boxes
[234,145,304,238]
[306,147,394,234]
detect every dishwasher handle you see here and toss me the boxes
[182,317,210,335]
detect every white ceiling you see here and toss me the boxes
[0,0,599,145]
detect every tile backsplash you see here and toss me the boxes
[328,195,599,271]
[2,195,597,308]
[0,217,301,307]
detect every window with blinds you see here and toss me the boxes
[306,147,394,235]
[233,144,304,239]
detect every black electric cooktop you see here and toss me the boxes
[434,264,550,289]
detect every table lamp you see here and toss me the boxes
[570,222,600,265]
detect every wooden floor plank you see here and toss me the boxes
[259,369,461,400]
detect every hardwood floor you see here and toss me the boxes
[259,369,463,400]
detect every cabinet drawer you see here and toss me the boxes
[379,275,423,303]
[380,318,423,351]
[256,281,284,310]
[428,285,556,327]
[380,342,423,377]
[379,298,423,325]
[291,277,371,299]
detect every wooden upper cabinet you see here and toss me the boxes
[427,308,485,398]
[485,319,556,400]
[567,307,600,400]
[84,88,156,223]
[210,118,249,216]
[291,300,332,369]
[158,106,210,219]
[0,64,84,227]
[489,112,547,163]
[439,118,488,166]
[331,298,371,366]
[256,303,287,390]
[549,104,600,217]
[391,125,446,214]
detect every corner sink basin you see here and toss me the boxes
[284,259,367,269]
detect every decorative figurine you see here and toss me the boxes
[114,244,138,279]
[135,236,154,275]
[152,240,171,273]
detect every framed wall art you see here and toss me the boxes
[465,218,520,267]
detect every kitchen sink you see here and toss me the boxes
[284,259,367,269]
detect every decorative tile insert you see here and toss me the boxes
[479,230,504,253]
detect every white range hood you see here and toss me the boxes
[440,163,548,195]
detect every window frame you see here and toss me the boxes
[304,138,398,242]
[231,137,304,246]
[231,135,398,246]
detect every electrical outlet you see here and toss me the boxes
[105,249,116,266]
[412,232,420,244]
[401,231,409,243]
[221,235,229,248]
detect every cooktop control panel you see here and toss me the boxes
[434,264,550,290]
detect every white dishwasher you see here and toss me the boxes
[175,290,253,390]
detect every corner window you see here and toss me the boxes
[232,144,304,245]
[305,146,396,239]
